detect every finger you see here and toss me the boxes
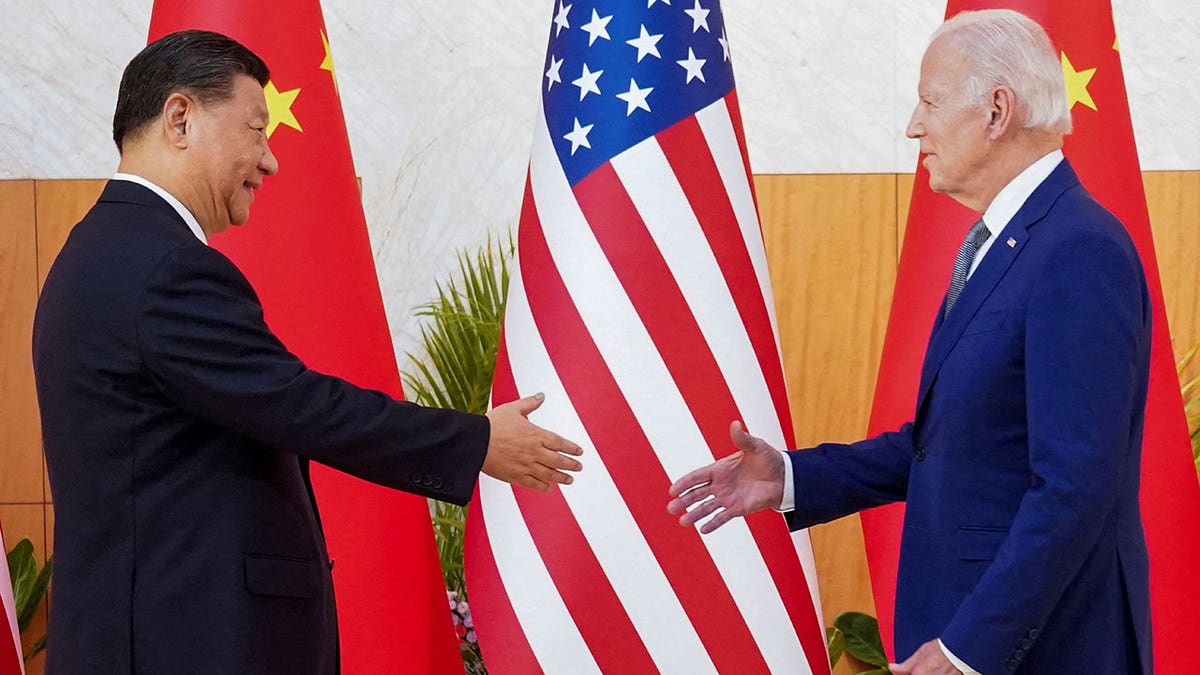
[510,392,546,416]
[535,447,582,472]
[535,467,575,486]
[515,474,552,493]
[672,484,713,510]
[698,507,734,534]
[729,420,763,454]
[669,467,714,497]
[540,431,583,456]
[679,497,723,526]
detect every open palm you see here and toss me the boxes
[667,421,787,534]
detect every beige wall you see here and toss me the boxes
[2,174,1196,673]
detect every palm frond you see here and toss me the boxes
[401,234,513,672]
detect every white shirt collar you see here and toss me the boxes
[980,149,1064,238]
[112,172,208,245]
[966,149,1063,278]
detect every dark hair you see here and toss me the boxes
[112,30,270,153]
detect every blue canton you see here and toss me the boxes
[541,0,736,185]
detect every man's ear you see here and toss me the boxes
[162,93,193,148]
[987,86,1016,140]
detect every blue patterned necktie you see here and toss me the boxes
[944,219,991,319]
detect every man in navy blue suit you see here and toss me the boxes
[34,30,581,674]
[669,10,1151,675]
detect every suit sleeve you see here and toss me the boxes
[940,231,1149,672]
[136,244,489,505]
[784,424,915,531]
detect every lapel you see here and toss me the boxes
[913,160,1082,415]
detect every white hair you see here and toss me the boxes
[932,9,1072,134]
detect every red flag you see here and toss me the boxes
[145,6,462,673]
[0,523,24,675]
[864,2,1200,669]
[463,1,829,673]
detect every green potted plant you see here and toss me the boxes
[6,537,52,663]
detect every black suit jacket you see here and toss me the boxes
[33,180,489,673]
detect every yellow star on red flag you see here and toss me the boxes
[264,80,302,137]
[321,30,339,94]
[1061,52,1098,111]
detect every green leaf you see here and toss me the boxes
[834,611,889,668]
[856,669,892,675]
[826,625,845,667]
[24,634,46,664]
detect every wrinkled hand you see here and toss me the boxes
[484,393,583,492]
[890,640,963,675]
[666,421,785,534]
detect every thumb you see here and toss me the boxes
[729,420,760,453]
[511,392,546,416]
[724,417,763,454]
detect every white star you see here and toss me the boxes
[553,1,572,37]
[718,28,730,61]
[684,0,710,33]
[572,63,603,101]
[615,78,653,115]
[580,9,613,46]
[647,0,670,6]
[545,55,563,90]
[626,25,663,62]
[563,118,594,155]
[677,47,707,83]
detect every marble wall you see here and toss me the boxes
[2,0,1196,363]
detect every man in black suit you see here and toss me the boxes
[33,30,581,674]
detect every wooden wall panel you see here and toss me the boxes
[0,181,44,505]
[34,180,106,289]
[756,174,898,632]
[1144,171,1200,379]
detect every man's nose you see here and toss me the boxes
[905,111,924,139]
[260,144,279,176]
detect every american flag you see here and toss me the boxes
[464,1,830,672]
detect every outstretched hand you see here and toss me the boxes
[666,421,786,534]
[484,392,583,492]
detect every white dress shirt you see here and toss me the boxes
[112,172,208,245]
[774,149,1065,674]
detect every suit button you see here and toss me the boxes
[410,471,422,483]
[914,448,927,461]
[423,474,434,486]
[433,478,444,489]
[1020,637,1033,649]
[1028,628,1039,639]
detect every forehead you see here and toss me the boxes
[221,74,269,119]
[919,36,970,93]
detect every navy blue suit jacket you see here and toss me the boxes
[786,161,1152,674]
[33,180,489,674]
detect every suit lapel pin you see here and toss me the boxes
[1007,237,1017,248]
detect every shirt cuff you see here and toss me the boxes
[938,639,978,675]
[775,450,795,512]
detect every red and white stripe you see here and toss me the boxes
[465,92,830,675]
[0,524,25,675]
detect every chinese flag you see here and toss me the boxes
[0,522,23,675]
[146,4,463,673]
[864,2,1200,671]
